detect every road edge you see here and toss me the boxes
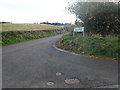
[53,44,119,89]
[53,42,119,62]
[53,44,79,56]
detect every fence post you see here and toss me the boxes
[83,31,84,37]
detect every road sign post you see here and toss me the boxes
[73,27,84,37]
[73,31,74,37]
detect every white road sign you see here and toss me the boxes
[74,27,84,32]
[73,27,84,37]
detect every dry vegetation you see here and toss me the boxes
[1,23,64,32]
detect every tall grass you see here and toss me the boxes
[1,29,67,45]
[56,34,119,60]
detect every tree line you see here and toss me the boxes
[40,22,71,25]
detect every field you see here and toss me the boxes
[1,23,64,32]
[1,23,67,45]
[56,34,119,60]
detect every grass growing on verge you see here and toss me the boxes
[1,29,67,46]
[56,34,119,60]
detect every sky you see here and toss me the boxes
[0,0,76,24]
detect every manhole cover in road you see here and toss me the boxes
[56,72,62,76]
[65,78,80,84]
[47,82,55,86]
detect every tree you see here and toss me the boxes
[68,2,119,36]
[75,20,84,26]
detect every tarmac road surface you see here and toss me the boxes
[2,35,118,88]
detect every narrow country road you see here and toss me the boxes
[2,35,118,88]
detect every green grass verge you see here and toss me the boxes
[56,34,119,60]
[1,29,67,46]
